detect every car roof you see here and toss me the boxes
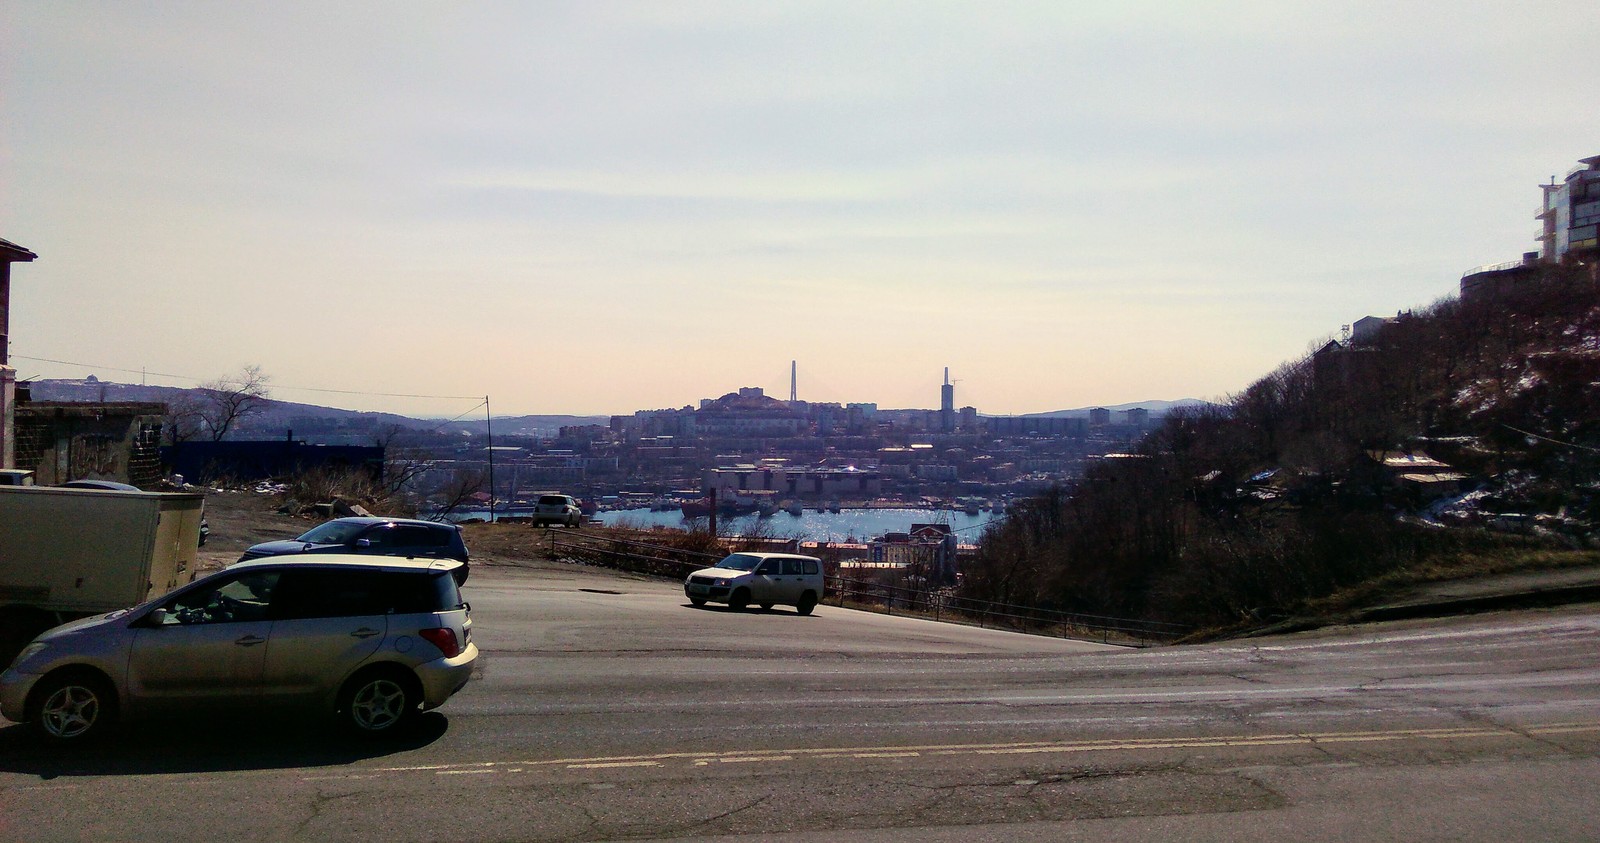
[60,480,143,491]
[725,552,822,561]
[324,516,456,529]
[230,554,463,574]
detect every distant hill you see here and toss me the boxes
[27,377,1208,436]
[991,399,1212,419]
[25,379,609,438]
[961,263,1600,630]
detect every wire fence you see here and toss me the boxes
[546,531,1189,646]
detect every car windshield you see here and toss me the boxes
[295,521,370,544]
[713,554,763,572]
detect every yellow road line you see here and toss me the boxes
[357,721,1600,779]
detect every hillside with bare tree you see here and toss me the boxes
[964,265,1600,628]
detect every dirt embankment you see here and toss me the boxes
[198,490,572,573]
[196,490,308,572]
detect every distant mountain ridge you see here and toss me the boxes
[995,398,1212,419]
[25,379,608,437]
[28,378,1207,434]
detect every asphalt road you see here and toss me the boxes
[2,563,1599,841]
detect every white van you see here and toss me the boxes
[684,552,824,615]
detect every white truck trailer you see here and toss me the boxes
[0,485,205,665]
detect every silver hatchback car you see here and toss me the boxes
[0,555,477,742]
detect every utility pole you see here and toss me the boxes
[485,396,496,520]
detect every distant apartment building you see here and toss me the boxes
[868,523,959,582]
[1089,407,1112,427]
[987,416,1088,437]
[940,369,955,433]
[915,463,959,482]
[1121,407,1149,428]
[1463,153,1599,299]
[703,464,882,499]
[1539,155,1600,263]
[1351,315,1390,343]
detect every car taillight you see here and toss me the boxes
[419,627,460,658]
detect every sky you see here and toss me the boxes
[4,2,1598,419]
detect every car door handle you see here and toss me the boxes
[351,628,381,639]
[235,635,266,647]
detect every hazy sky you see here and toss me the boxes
[4,2,1597,418]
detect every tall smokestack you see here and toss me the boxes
[790,360,797,403]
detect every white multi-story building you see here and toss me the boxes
[1538,155,1600,263]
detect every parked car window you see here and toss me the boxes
[272,569,391,618]
[296,521,368,544]
[161,571,281,625]
[412,570,466,613]
[802,560,819,575]
[782,559,805,575]
[757,559,780,575]
[272,568,463,618]
[359,525,403,548]
[713,554,763,572]
[393,525,449,547]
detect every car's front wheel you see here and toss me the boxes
[728,588,750,611]
[31,671,117,743]
[690,597,706,607]
[338,668,418,737]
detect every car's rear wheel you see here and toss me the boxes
[339,668,418,737]
[796,591,818,616]
[729,588,750,611]
[31,670,117,743]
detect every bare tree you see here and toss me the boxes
[429,468,486,521]
[164,392,207,445]
[372,423,435,500]
[196,365,271,441]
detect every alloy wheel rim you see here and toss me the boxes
[351,679,406,730]
[41,685,99,738]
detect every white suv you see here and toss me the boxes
[684,552,824,615]
[531,494,582,528]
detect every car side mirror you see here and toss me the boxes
[148,608,169,626]
[354,538,373,548]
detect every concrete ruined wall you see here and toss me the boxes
[14,402,166,488]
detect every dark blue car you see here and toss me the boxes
[238,516,470,583]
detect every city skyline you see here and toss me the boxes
[4,3,1598,418]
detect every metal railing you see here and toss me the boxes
[545,531,1190,646]
[1461,259,1528,277]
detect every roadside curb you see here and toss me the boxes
[1238,583,1600,639]
[1354,583,1600,623]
